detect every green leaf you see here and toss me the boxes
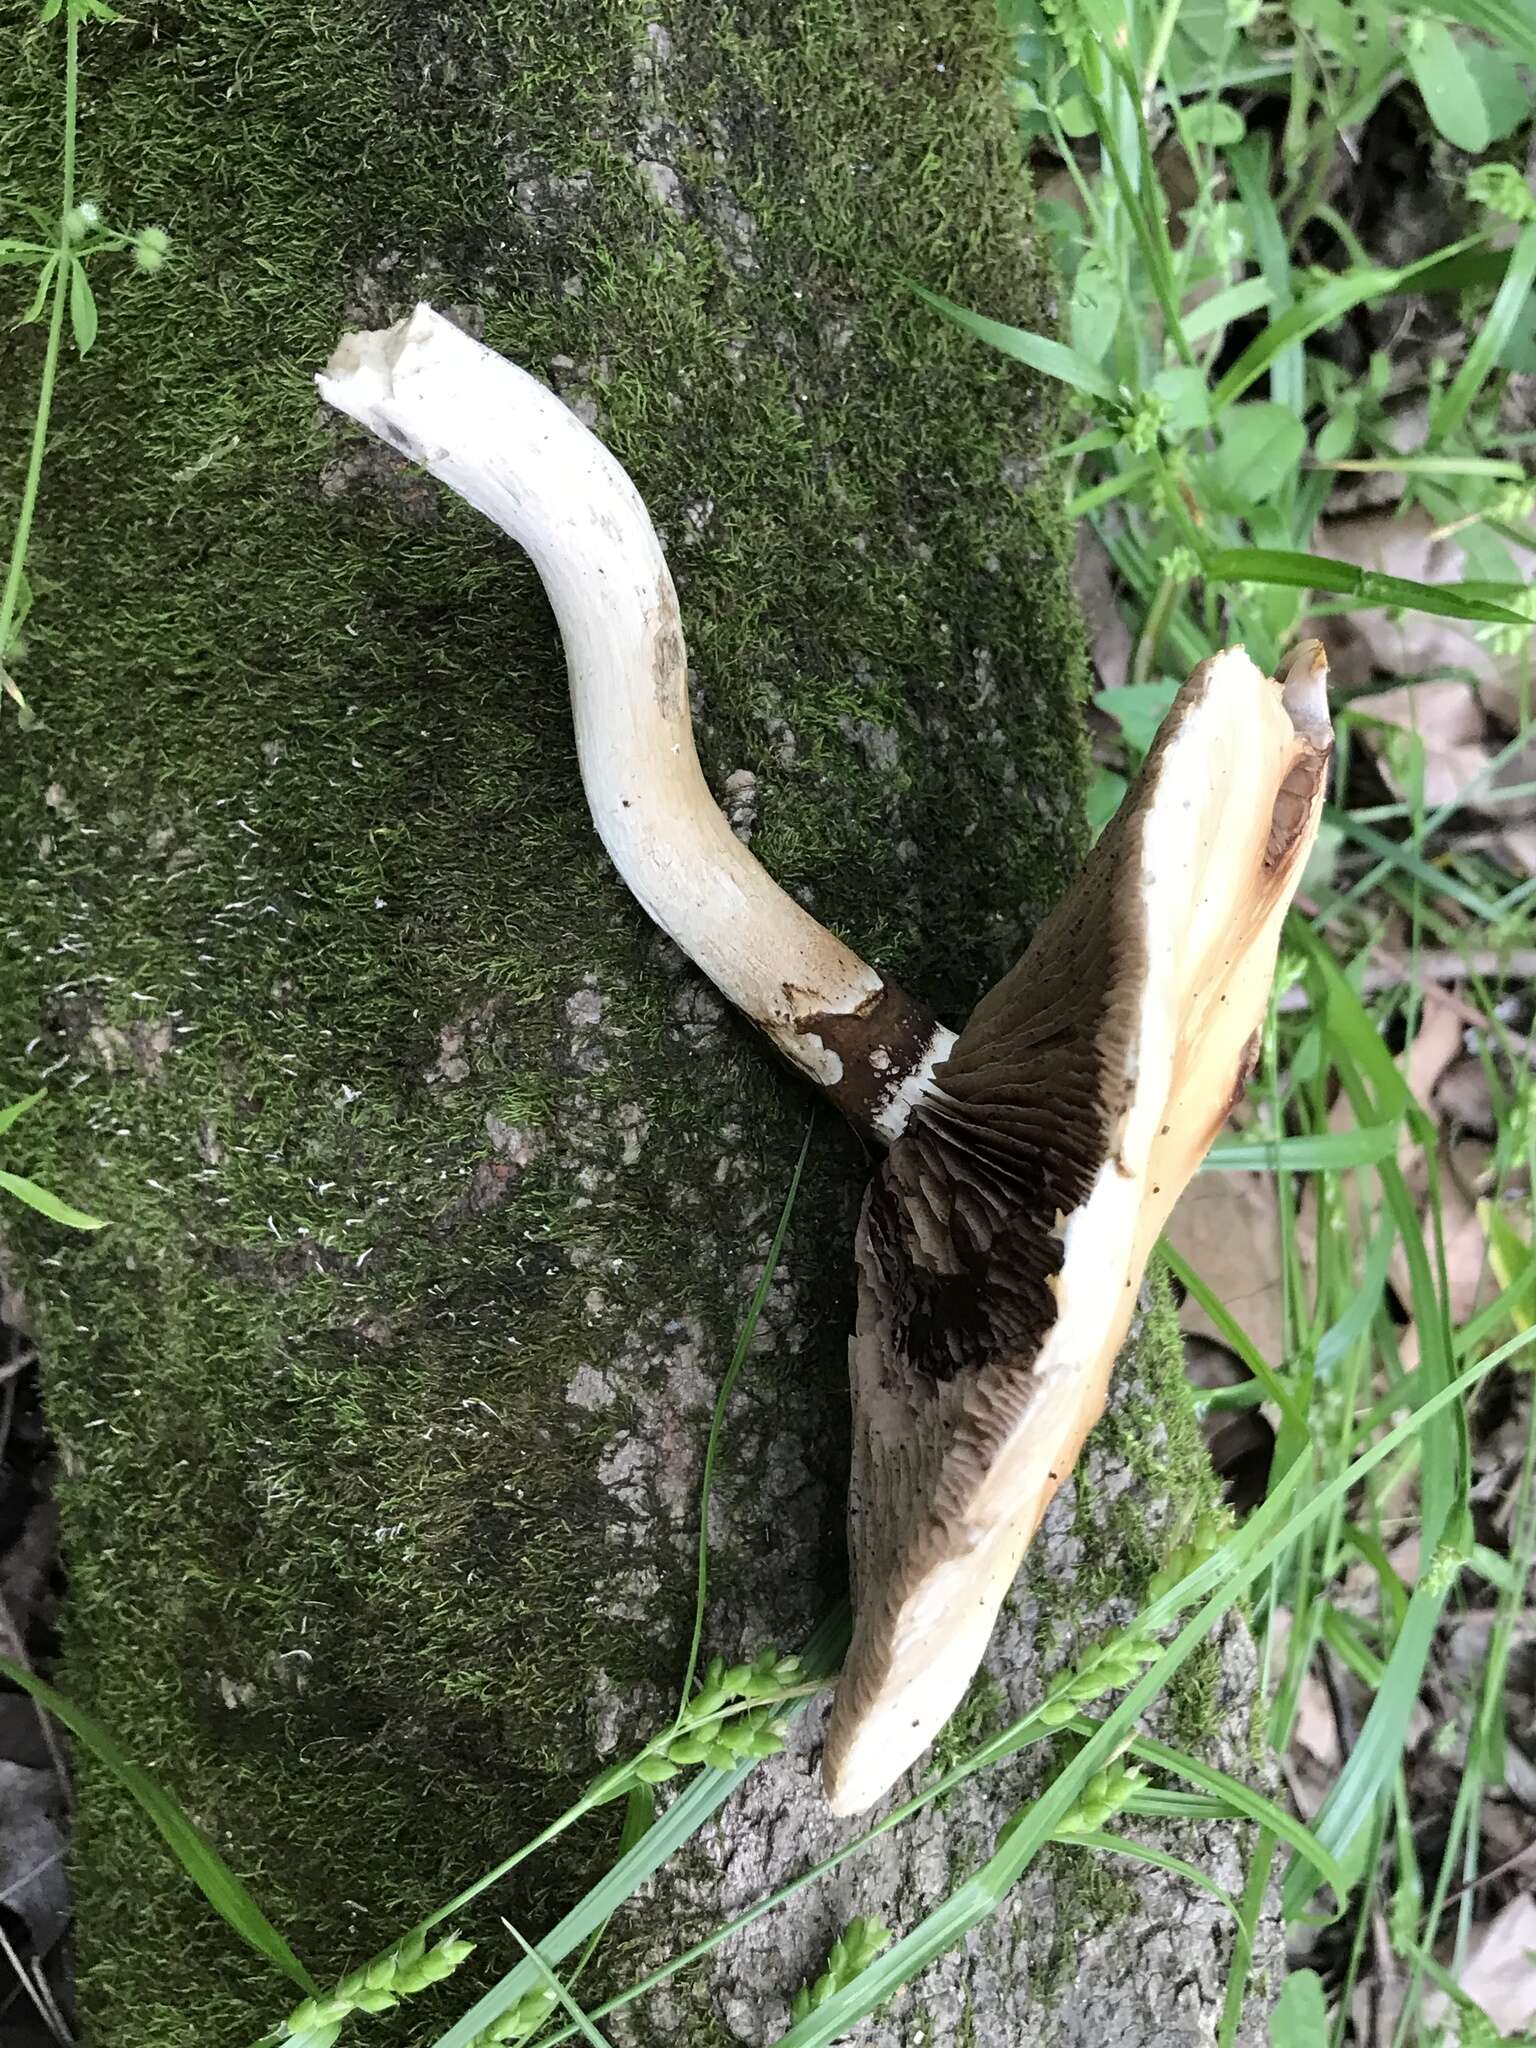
[0,1090,45,1139]
[1212,401,1307,504]
[1149,363,1211,434]
[1432,218,1536,444]
[0,240,50,264]
[1463,40,1534,139]
[1128,1731,1352,1899]
[1201,545,1530,625]
[1181,99,1246,146]
[1059,1830,1238,1915]
[1226,135,1302,414]
[1270,1968,1329,2047]
[1208,240,1478,414]
[1406,20,1492,151]
[1180,275,1273,344]
[1069,248,1120,368]
[0,1168,107,1231]
[1290,0,1359,52]
[908,283,1121,403]
[68,255,98,355]
[1093,681,1179,754]
[0,1653,315,1990]
[1437,0,1536,68]
[18,253,58,324]
[1086,767,1126,837]
[502,1921,616,2048]
[1201,1124,1400,1171]
[1313,409,1357,463]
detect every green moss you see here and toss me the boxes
[1038,1843,1142,1994]
[0,0,1231,2041]
[927,1668,1008,1810]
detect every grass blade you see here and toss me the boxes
[908,283,1121,403]
[1430,218,1536,444]
[676,1121,812,1717]
[1201,547,1528,626]
[502,1921,615,2048]
[1208,242,1480,413]
[0,1089,45,1139]
[0,1654,316,1993]
[1057,1832,1239,1915]
[0,1168,107,1231]
[1201,1126,1399,1171]
[430,1611,850,2048]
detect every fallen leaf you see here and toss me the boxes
[1165,1172,1287,1365]
[1424,1891,1536,2038]
[1394,1135,1498,1328]
[1436,1054,1499,1137]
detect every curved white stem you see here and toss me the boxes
[318,304,952,1139]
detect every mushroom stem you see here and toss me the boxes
[317,304,953,1139]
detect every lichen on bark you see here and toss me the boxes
[0,0,1277,2041]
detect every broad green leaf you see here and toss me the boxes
[1498,286,1536,373]
[1086,767,1127,837]
[0,1653,315,1990]
[1290,0,1359,51]
[909,284,1120,403]
[1093,680,1179,754]
[1150,363,1211,435]
[0,1090,45,1139]
[1181,99,1246,146]
[1406,20,1491,151]
[1201,545,1529,625]
[1270,1968,1329,2047]
[1313,409,1357,463]
[1070,247,1120,368]
[1437,0,1536,67]
[68,255,98,355]
[1212,401,1307,504]
[0,1168,106,1230]
[1180,275,1273,344]
[19,253,58,324]
[1464,39,1535,139]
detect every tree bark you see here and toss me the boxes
[0,0,1279,2041]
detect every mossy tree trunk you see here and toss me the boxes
[0,1,1277,2041]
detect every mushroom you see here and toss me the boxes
[316,304,953,1143]
[822,638,1331,1812]
[317,307,1333,1816]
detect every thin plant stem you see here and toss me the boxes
[675,1119,813,1727]
[0,6,80,703]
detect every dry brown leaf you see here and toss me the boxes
[1316,509,1523,698]
[1404,997,1467,1129]
[1165,1171,1287,1365]
[1073,527,1133,694]
[1310,507,1536,873]
[1393,1135,1498,1330]
[1436,1054,1499,1137]
[1293,1671,1343,1773]
[1362,678,1496,811]
[1424,1890,1536,2038]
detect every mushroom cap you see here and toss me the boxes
[821,642,1332,1815]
